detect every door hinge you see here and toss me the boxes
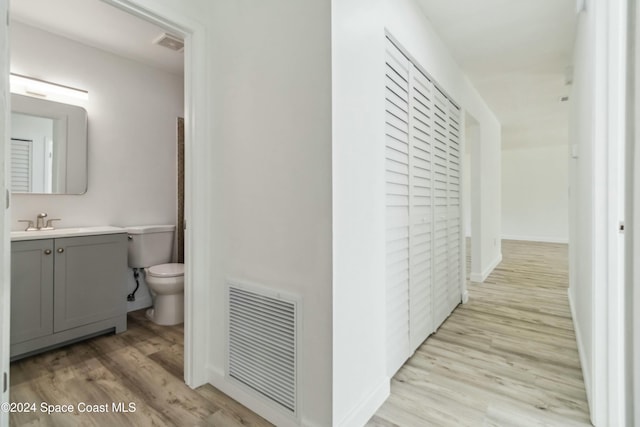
[5,189,9,209]
[6,10,9,26]
[3,372,7,393]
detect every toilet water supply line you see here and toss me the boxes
[127,268,140,302]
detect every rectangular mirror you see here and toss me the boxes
[10,93,87,194]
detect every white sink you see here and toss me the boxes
[11,226,127,241]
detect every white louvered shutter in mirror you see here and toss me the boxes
[385,36,463,376]
[385,39,411,376]
[11,139,32,193]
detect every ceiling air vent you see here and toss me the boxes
[153,33,184,52]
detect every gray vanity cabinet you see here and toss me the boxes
[53,234,127,332]
[11,232,127,359]
[11,239,54,344]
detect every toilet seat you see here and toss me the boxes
[146,263,184,278]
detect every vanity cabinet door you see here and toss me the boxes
[53,234,127,333]
[11,239,54,344]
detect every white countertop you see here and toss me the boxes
[11,226,127,241]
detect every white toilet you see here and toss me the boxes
[126,225,184,326]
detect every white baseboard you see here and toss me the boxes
[336,378,390,427]
[502,234,569,244]
[567,288,593,419]
[207,365,301,427]
[207,366,389,427]
[469,272,483,282]
[461,290,469,304]
[470,253,502,283]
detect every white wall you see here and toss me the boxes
[10,22,183,229]
[463,150,471,237]
[386,0,502,283]
[206,2,333,426]
[502,145,569,243]
[331,0,388,426]
[10,22,183,310]
[568,3,596,419]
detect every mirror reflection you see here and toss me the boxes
[10,94,88,195]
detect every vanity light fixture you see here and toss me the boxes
[10,73,89,101]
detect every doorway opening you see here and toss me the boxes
[5,1,209,424]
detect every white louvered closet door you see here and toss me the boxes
[385,37,463,376]
[408,64,435,352]
[431,87,452,328]
[385,39,412,376]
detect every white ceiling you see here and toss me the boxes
[417,0,577,149]
[12,0,575,149]
[10,0,184,75]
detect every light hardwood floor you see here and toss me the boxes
[9,310,273,427]
[10,240,590,426]
[368,240,592,426]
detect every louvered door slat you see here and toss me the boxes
[446,102,463,312]
[409,64,434,351]
[385,38,411,376]
[433,218,450,327]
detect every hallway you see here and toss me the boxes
[368,240,591,426]
[7,241,591,426]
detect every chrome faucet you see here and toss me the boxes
[17,220,37,231]
[41,218,61,230]
[17,213,61,231]
[36,213,47,230]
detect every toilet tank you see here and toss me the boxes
[126,225,176,268]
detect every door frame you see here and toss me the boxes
[587,0,631,424]
[0,3,212,416]
[1,0,11,425]
[602,0,629,424]
[101,0,211,389]
[631,0,639,423]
